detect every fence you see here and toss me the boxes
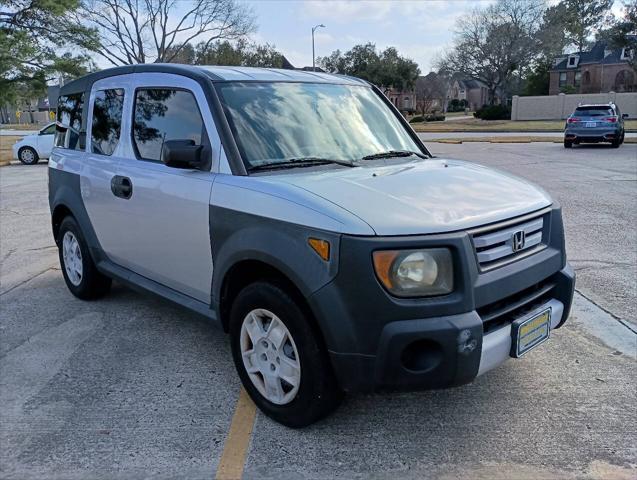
[511,92,637,120]
[1,110,52,125]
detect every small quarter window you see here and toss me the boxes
[133,89,204,162]
[55,93,84,150]
[91,89,124,156]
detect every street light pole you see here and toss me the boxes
[312,24,325,72]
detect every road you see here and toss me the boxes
[417,131,637,140]
[1,143,636,480]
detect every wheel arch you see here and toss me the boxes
[217,258,337,363]
[48,168,105,262]
[217,258,320,336]
[51,203,74,242]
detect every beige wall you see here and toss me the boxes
[511,92,637,120]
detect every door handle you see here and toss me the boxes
[111,175,133,199]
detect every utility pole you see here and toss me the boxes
[312,24,325,72]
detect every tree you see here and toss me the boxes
[536,2,570,61]
[522,3,571,96]
[415,73,447,114]
[80,0,256,65]
[436,0,544,104]
[523,62,550,95]
[0,0,95,115]
[561,0,613,53]
[601,0,637,69]
[193,39,287,67]
[318,43,420,90]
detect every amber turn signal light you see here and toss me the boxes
[372,250,399,289]
[308,238,330,261]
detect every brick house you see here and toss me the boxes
[447,78,495,110]
[383,87,417,114]
[549,40,636,95]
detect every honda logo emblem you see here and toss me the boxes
[511,230,526,252]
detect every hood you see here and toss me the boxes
[265,159,552,236]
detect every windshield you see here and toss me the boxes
[573,107,614,117]
[215,82,424,169]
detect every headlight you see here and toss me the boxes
[373,248,453,297]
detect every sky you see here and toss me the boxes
[242,0,492,73]
[243,0,626,74]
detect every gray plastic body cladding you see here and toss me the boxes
[311,205,565,355]
[209,206,341,314]
[48,168,104,261]
[309,206,569,391]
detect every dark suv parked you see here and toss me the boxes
[564,103,627,148]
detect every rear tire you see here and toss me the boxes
[58,216,111,300]
[18,146,39,165]
[564,139,573,148]
[611,138,620,148]
[229,281,342,427]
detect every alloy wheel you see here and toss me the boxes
[239,308,301,405]
[62,231,83,286]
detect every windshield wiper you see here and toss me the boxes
[361,150,428,161]
[247,157,356,172]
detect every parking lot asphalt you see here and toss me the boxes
[1,142,636,480]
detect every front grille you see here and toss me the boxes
[477,276,556,334]
[471,211,548,270]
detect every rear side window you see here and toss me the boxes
[55,93,84,150]
[91,89,124,156]
[573,107,614,117]
[132,89,204,161]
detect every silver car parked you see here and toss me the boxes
[48,65,575,427]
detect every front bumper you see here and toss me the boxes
[308,205,575,393]
[11,143,21,160]
[325,264,574,392]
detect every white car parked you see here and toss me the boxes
[12,122,56,165]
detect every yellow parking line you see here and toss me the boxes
[215,388,257,480]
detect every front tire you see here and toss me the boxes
[58,216,111,300]
[229,282,342,427]
[18,146,39,165]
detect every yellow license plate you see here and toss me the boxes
[511,308,551,357]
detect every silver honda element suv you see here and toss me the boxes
[49,65,575,427]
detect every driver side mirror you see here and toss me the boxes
[161,139,204,170]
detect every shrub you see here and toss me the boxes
[409,115,425,123]
[448,99,468,112]
[474,104,510,120]
[425,114,445,122]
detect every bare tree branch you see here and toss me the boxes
[81,0,255,65]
